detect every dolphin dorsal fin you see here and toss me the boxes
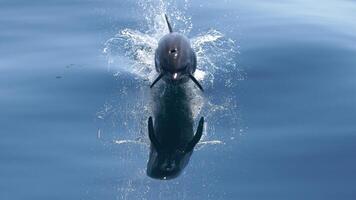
[164,14,173,33]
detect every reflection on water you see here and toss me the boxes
[1,0,356,199]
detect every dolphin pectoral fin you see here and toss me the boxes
[150,73,164,88]
[189,74,204,92]
[195,117,205,143]
[185,117,204,152]
[164,14,173,33]
[148,117,161,151]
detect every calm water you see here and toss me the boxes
[1,0,356,199]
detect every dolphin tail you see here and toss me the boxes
[150,73,164,88]
[185,117,204,152]
[189,74,204,92]
[164,14,173,33]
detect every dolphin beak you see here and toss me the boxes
[173,73,178,80]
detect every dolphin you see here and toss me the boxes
[147,14,205,180]
[150,14,203,91]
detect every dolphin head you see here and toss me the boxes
[150,14,204,91]
[154,33,197,82]
[146,148,192,180]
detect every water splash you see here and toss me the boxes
[111,139,225,151]
[103,0,240,86]
[103,28,238,83]
[195,140,225,150]
[113,139,149,146]
[192,29,241,85]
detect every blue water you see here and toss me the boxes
[1,0,356,199]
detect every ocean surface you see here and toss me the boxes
[1,0,356,199]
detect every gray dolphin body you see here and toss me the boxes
[147,15,204,180]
